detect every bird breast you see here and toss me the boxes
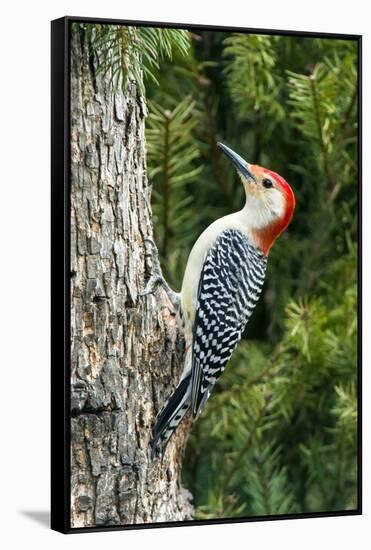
[180,212,250,326]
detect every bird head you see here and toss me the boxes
[218,142,295,255]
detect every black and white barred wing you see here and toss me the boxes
[191,229,267,417]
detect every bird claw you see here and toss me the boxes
[143,237,157,249]
[141,236,181,309]
[139,274,162,297]
[141,237,165,297]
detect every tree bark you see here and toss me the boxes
[70,27,193,528]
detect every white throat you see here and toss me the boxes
[242,189,286,230]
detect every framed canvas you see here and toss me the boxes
[51,16,362,533]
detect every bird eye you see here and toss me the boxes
[262,178,273,189]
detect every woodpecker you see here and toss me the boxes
[144,142,295,457]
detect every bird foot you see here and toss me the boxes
[141,238,181,309]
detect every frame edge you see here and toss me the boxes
[51,16,70,534]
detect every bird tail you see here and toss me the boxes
[151,373,191,459]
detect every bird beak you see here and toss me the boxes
[217,142,256,184]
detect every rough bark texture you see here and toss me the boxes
[70,28,193,528]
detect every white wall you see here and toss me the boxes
[1,1,368,548]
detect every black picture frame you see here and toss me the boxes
[51,15,362,534]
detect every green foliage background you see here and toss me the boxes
[82,23,359,518]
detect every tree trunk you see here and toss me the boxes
[70,27,193,528]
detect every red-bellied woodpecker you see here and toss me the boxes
[143,142,295,457]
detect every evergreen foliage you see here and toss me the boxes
[146,96,203,285]
[147,32,358,517]
[83,23,359,518]
[78,22,190,95]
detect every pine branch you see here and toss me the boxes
[309,72,334,187]
[82,23,191,96]
[162,111,171,257]
[146,97,203,285]
[221,395,268,495]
